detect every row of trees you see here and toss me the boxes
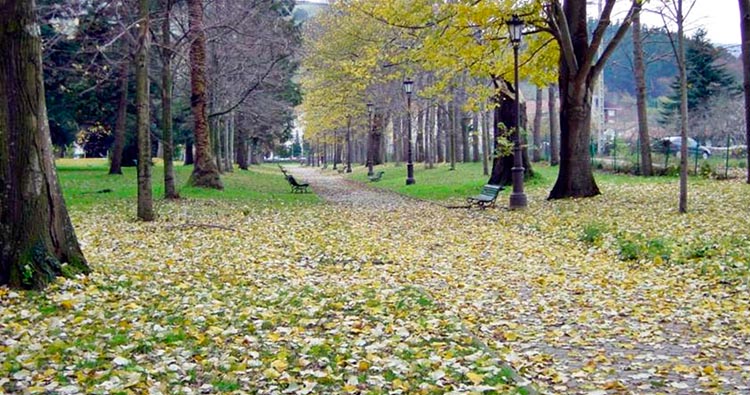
[1,0,300,288]
[300,0,750,207]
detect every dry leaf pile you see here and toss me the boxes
[2,172,749,394]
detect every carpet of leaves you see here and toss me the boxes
[2,175,750,394]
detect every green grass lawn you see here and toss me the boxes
[345,160,681,202]
[57,159,320,210]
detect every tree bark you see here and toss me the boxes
[633,2,653,176]
[187,0,222,189]
[449,102,456,170]
[161,0,178,199]
[0,0,90,289]
[472,112,480,162]
[548,0,634,198]
[185,141,194,165]
[136,0,154,221]
[532,87,543,162]
[436,106,445,163]
[482,110,492,176]
[548,0,602,199]
[549,85,560,165]
[109,62,129,175]
[740,0,750,183]
[489,91,532,185]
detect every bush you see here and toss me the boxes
[699,162,713,178]
[580,223,606,245]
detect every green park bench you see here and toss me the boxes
[466,184,503,209]
[368,171,385,182]
[286,175,310,193]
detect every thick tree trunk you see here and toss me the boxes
[532,87,543,162]
[548,82,599,198]
[187,0,222,189]
[548,0,600,199]
[393,115,401,166]
[489,93,532,185]
[740,0,750,183]
[0,0,90,289]
[549,85,560,165]
[161,0,178,199]
[109,62,129,175]
[633,3,653,176]
[136,0,154,221]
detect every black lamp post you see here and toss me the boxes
[508,15,527,209]
[404,78,415,185]
[366,103,374,176]
[346,115,352,173]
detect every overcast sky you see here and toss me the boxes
[302,0,743,45]
[633,0,742,45]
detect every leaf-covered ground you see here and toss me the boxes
[2,165,750,394]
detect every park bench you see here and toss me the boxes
[466,184,503,209]
[368,171,385,182]
[286,175,310,193]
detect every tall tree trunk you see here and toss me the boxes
[740,0,750,183]
[633,2,653,176]
[136,0,154,221]
[548,1,601,199]
[417,109,424,162]
[482,108,490,175]
[461,110,470,163]
[532,87,543,162]
[549,85,560,165]
[677,0,689,213]
[236,115,248,170]
[426,105,434,168]
[187,0,222,189]
[224,117,232,172]
[185,141,194,165]
[547,0,635,198]
[0,0,90,289]
[109,62,129,175]
[162,0,178,198]
[449,103,456,170]
[393,115,401,166]
[472,112,480,162]
[436,106,445,163]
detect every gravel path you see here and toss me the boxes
[289,167,422,210]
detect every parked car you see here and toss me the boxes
[651,136,711,159]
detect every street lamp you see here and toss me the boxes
[366,102,374,176]
[403,78,415,185]
[346,115,352,173]
[507,15,527,209]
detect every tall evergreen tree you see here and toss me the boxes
[660,30,738,128]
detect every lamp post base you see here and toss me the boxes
[509,192,527,209]
[406,162,415,185]
[509,165,527,209]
